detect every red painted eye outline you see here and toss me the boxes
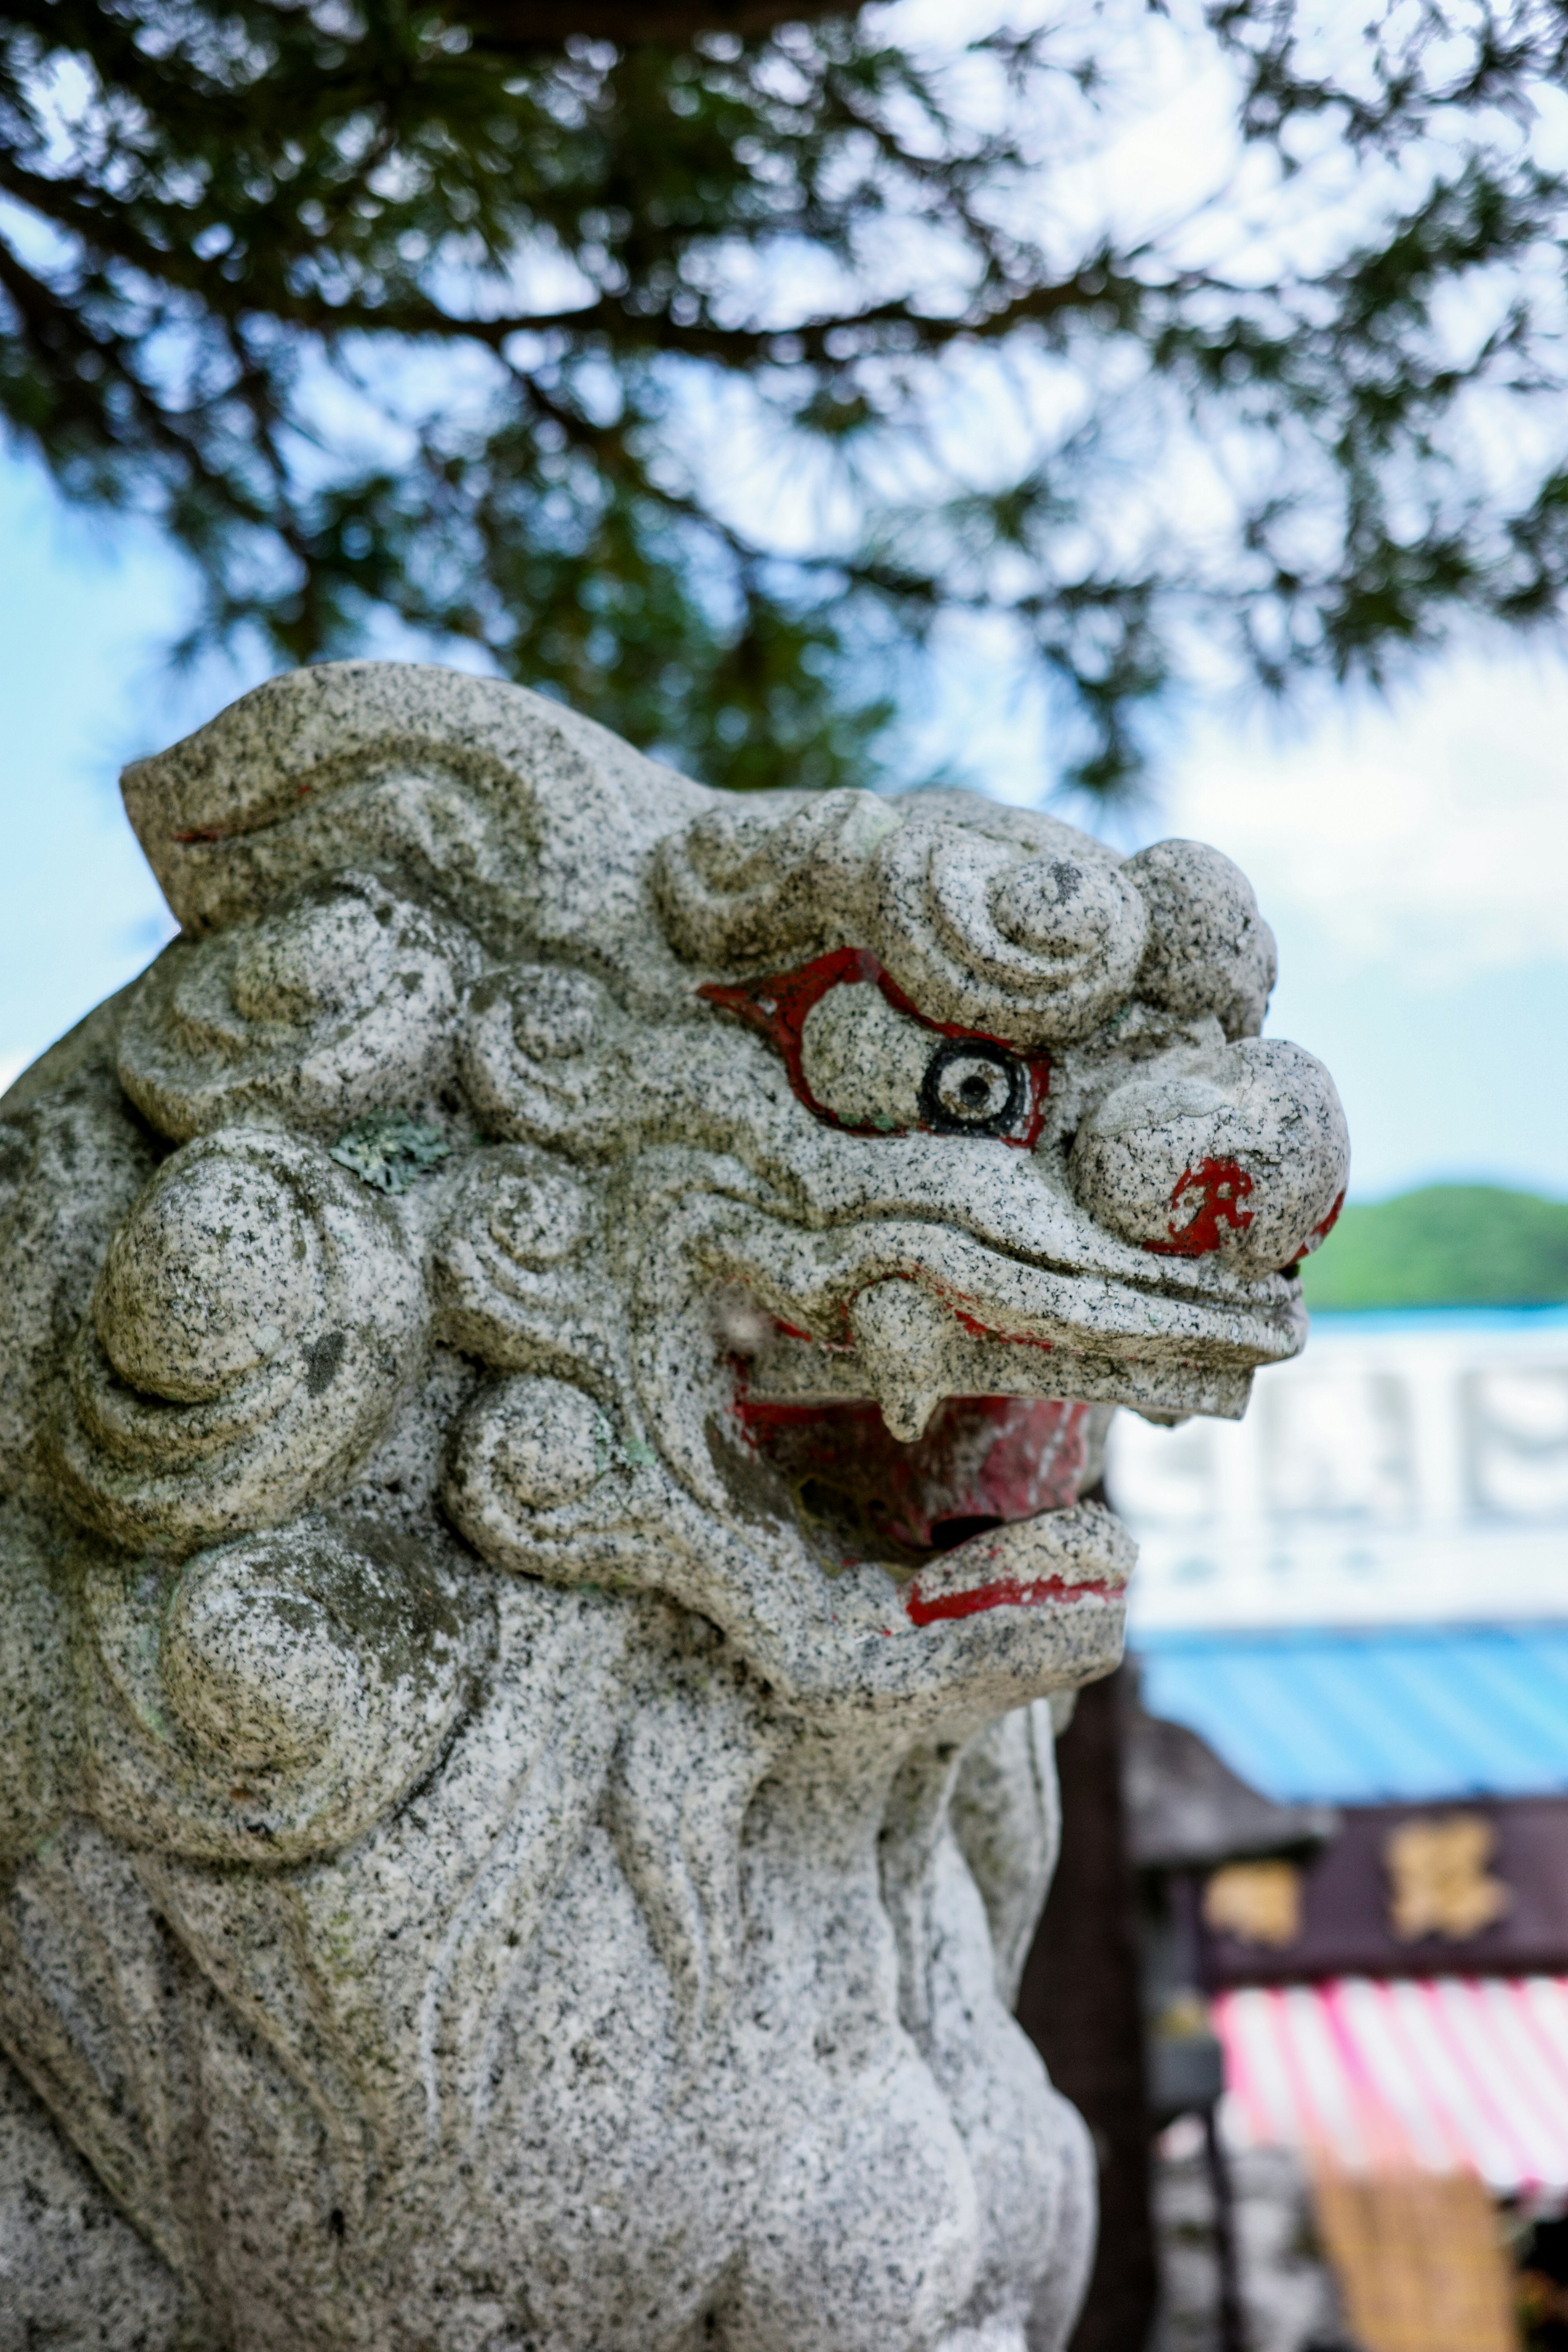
[698,946,1050,1148]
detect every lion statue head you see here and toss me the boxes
[0,664,1345,2352]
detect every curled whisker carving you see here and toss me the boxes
[459,963,637,1159]
[433,1144,624,1402]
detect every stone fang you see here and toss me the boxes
[849,1276,968,1444]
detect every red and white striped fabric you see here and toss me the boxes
[1214,1977,1568,2194]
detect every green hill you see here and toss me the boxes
[1299,1184,1568,1311]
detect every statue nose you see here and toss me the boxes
[1065,1036,1348,1273]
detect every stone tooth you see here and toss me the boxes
[846,1278,958,1445]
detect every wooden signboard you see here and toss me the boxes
[1197,1795,1568,1987]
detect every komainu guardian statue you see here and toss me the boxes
[0,665,1347,2352]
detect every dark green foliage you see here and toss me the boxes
[4,0,1568,792]
[1301,1185,1568,1311]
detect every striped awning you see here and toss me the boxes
[1215,1976,1568,2195]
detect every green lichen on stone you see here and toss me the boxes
[329,1109,450,1196]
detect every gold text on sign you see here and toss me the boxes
[1203,1860,1304,1949]
[1385,1813,1511,1943]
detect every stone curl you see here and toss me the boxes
[0,1078,156,1495]
[49,1130,426,1555]
[117,869,479,1141]
[655,790,1274,1047]
[459,964,634,1160]
[79,1521,472,1863]
[864,816,1148,1045]
[1123,838,1277,1042]
[655,788,1149,1045]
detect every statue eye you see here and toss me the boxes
[699,947,1048,1147]
[920,1039,1024,1136]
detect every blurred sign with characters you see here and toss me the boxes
[1115,1306,1568,1632]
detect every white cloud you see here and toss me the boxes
[1161,650,1568,981]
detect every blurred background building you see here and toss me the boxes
[1105,1229,1568,2351]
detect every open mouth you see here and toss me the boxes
[732,1391,1095,1574]
[683,1218,1276,1662]
[727,1379,1134,1634]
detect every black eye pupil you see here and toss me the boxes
[918,1037,1025,1137]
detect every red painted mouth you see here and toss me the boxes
[731,1390,1092,1571]
[903,1564,1119,1627]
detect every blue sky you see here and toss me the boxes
[3,444,1565,1202]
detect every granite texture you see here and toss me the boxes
[0,663,1348,2351]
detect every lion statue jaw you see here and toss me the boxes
[0,664,1346,2352]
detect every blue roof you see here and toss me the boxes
[1133,1624,1568,1805]
[1307,1304,1568,1336]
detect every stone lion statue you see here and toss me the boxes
[0,664,1346,2352]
